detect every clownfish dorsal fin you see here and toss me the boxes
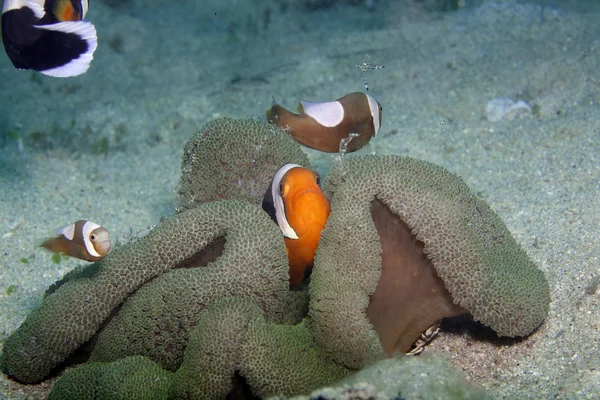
[299,100,344,128]
[57,222,76,240]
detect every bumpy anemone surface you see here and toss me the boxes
[88,201,289,371]
[4,121,550,399]
[321,155,550,340]
[178,117,310,210]
[1,200,286,383]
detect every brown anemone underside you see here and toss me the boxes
[367,198,466,354]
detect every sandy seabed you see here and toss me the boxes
[0,0,598,398]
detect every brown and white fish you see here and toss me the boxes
[266,92,382,153]
[39,220,111,261]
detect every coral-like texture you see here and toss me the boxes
[1,200,287,383]
[172,298,349,399]
[4,119,550,399]
[49,155,547,398]
[178,117,310,210]
[88,201,289,371]
[49,356,172,400]
[289,356,489,400]
[50,299,349,400]
[322,155,550,338]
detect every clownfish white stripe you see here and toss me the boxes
[57,223,76,241]
[34,21,96,38]
[366,94,381,135]
[271,163,301,239]
[81,221,102,258]
[300,100,345,128]
[2,0,45,17]
[81,0,88,18]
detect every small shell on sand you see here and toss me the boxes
[486,98,532,122]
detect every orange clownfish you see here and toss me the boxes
[266,92,382,153]
[39,220,111,261]
[262,164,331,285]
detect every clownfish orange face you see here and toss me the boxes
[39,220,111,262]
[262,164,331,285]
[266,92,382,153]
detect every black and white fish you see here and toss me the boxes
[1,0,97,77]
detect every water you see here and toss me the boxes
[0,0,599,398]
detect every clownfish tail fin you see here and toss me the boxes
[266,104,284,125]
[32,20,97,77]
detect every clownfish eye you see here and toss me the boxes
[315,175,321,186]
[279,183,284,195]
[90,234,96,240]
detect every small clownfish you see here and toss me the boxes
[266,92,382,153]
[39,220,110,261]
[262,164,331,286]
[1,0,97,77]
